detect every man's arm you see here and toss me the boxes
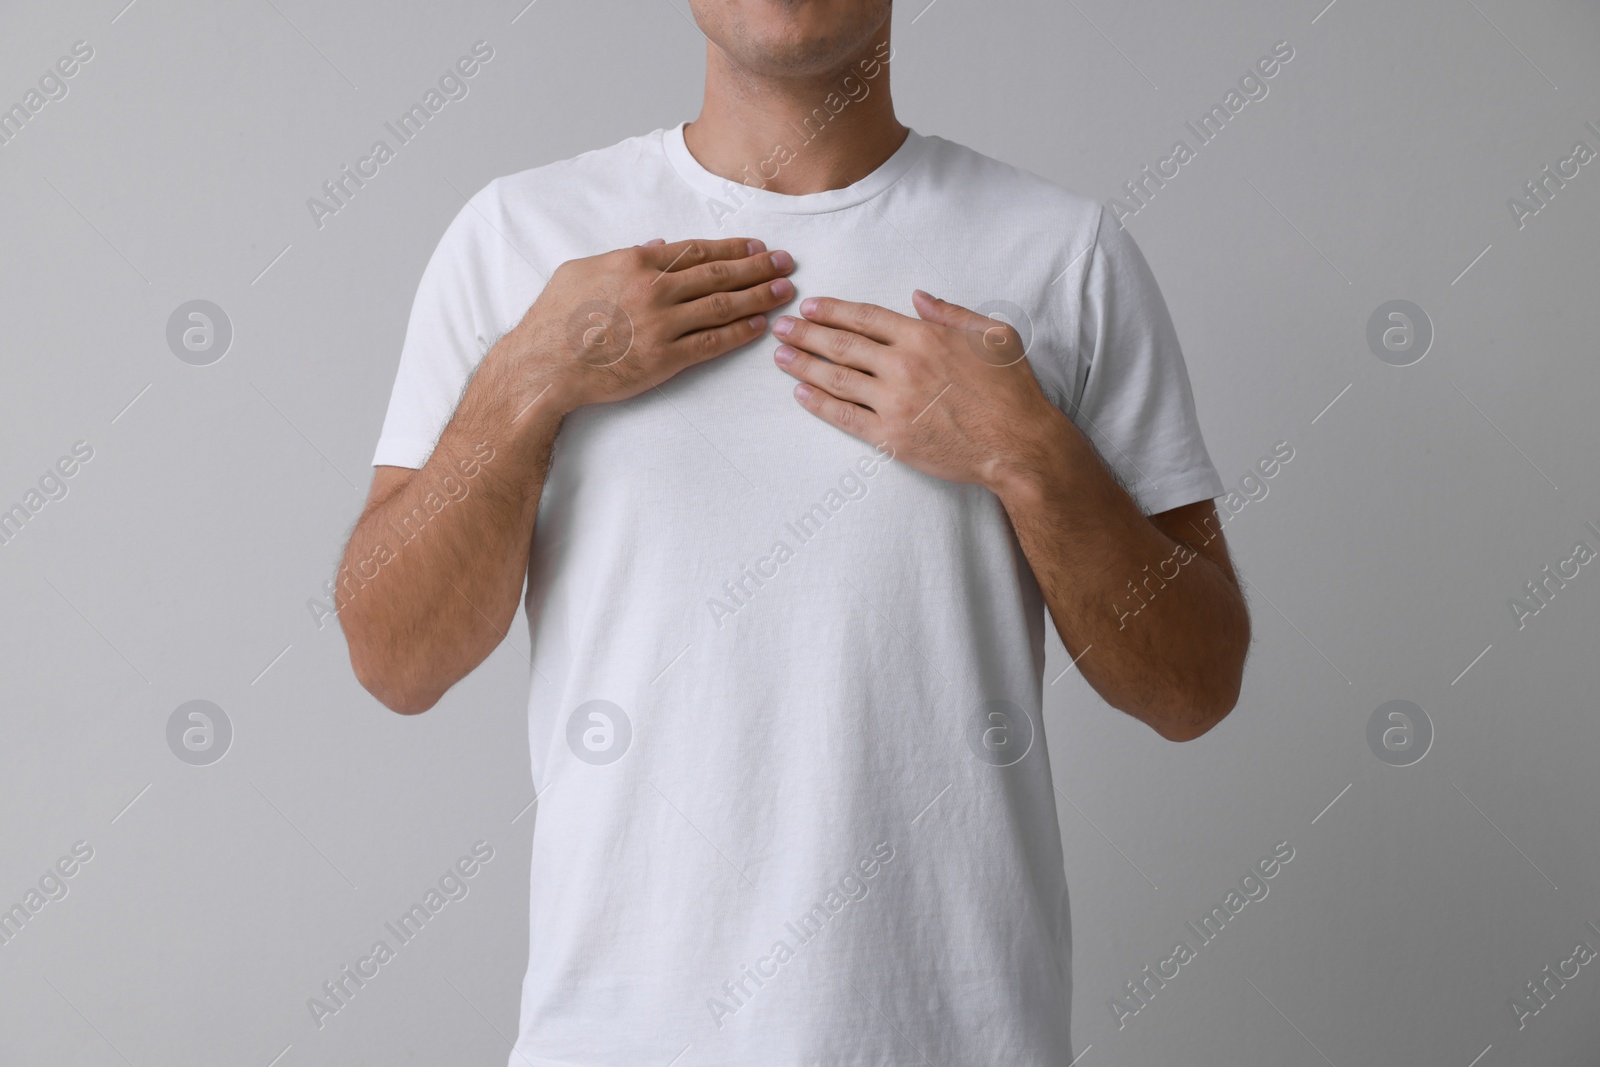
[340,237,796,713]
[989,428,1249,741]
[336,365,560,715]
[770,290,1249,740]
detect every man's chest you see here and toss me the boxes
[514,210,1080,564]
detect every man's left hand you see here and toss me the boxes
[771,291,1066,493]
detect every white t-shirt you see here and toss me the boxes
[374,122,1223,1067]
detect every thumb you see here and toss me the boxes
[912,289,985,330]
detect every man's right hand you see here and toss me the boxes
[338,235,794,713]
[504,236,796,415]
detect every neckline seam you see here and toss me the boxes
[660,123,929,217]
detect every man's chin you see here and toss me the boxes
[694,0,891,78]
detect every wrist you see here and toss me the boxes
[983,401,1077,504]
[484,321,587,424]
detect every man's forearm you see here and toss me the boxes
[991,407,1250,740]
[340,236,796,713]
[337,341,566,713]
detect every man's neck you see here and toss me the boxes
[683,27,907,197]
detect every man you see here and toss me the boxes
[338,1,1250,1062]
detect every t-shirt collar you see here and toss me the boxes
[661,120,927,215]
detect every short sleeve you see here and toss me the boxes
[372,183,512,470]
[1069,206,1224,514]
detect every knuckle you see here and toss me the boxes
[704,259,731,284]
[704,291,733,320]
[988,323,1021,350]
[851,303,880,330]
[695,329,723,357]
[828,363,854,394]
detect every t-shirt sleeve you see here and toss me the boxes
[1068,205,1225,515]
[372,183,511,470]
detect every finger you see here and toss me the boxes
[638,237,766,274]
[771,314,886,373]
[792,381,880,442]
[910,289,991,329]
[670,314,772,368]
[774,344,880,407]
[796,296,913,345]
[914,288,1026,365]
[671,276,794,337]
[669,248,794,302]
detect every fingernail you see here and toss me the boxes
[747,315,767,331]
[770,278,794,300]
[772,317,794,337]
[774,345,796,365]
[747,239,766,256]
[771,250,793,271]
[799,298,819,317]
[794,383,813,400]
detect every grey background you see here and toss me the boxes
[2,0,1597,1063]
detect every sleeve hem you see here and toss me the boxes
[1131,467,1226,516]
[371,436,434,470]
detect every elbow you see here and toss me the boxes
[1157,607,1250,741]
[347,639,440,716]
[1149,655,1247,743]
[1152,692,1236,742]
[375,686,440,716]
[1112,684,1235,742]
[357,663,439,715]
